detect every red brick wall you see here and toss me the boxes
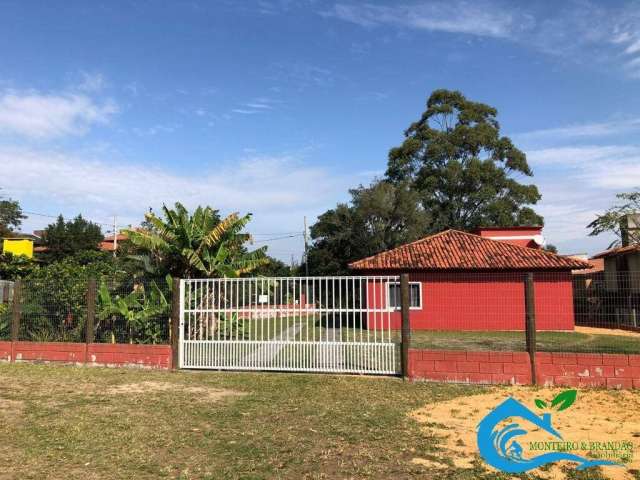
[409,349,532,385]
[368,271,575,331]
[409,349,640,389]
[88,343,171,369]
[0,341,171,369]
[0,341,11,361]
[536,352,640,389]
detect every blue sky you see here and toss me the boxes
[1,0,640,262]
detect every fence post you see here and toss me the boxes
[170,277,180,370]
[1,283,9,304]
[86,278,96,346]
[524,273,537,385]
[10,279,21,363]
[400,273,411,380]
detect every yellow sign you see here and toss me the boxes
[2,238,34,258]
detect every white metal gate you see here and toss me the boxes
[179,276,400,375]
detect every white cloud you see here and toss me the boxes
[326,1,640,79]
[0,90,118,139]
[515,118,640,142]
[0,146,351,261]
[324,1,521,38]
[527,144,640,190]
[523,142,640,252]
[231,108,263,115]
[245,103,272,110]
[132,124,178,136]
[527,145,640,167]
[78,72,106,92]
[269,62,335,90]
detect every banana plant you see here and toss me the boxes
[123,202,268,278]
[97,276,171,344]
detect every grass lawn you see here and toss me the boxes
[223,316,640,355]
[2,364,637,480]
[409,330,640,354]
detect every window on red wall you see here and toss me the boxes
[387,282,422,309]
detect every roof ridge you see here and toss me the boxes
[349,228,593,270]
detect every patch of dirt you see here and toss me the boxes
[105,381,245,401]
[410,387,640,479]
[575,326,640,338]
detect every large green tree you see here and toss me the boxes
[124,202,268,278]
[588,190,640,248]
[307,181,429,275]
[42,214,104,260]
[0,192,25,238]
[386,89,542,231]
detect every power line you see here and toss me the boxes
[22,209,307,240]
[22,210,117,228]
[252,233,304,243]
[251,231,302,236]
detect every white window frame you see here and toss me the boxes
[386,281,422,310]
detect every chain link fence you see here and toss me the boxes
[1,271,639,355]
[0,280,13,340]
[7,276,171,344]
[405,271,639,355]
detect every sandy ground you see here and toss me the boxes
[410,387,640,479]
[575,326,640,338]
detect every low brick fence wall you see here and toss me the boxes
[0,341,171,369]
[409,349,640,389]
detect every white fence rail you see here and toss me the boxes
[179,276,400,374]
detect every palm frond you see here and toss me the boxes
[124,228,171,253]
[200,213,239,251]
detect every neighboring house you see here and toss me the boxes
[25,231,128,255]
[591,244,640,293]
[590,235,640,328]
[570,256,605,327]
[348,228,590,331]
[100,233,128,253]
[2,237,35,258]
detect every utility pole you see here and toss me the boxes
[303,216,309,276]
[112,215,118,258]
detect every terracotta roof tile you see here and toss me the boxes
[348,229,592,271]
[591,243,640,259]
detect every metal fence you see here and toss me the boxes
[180,276,400,374]
[7,276,171,344]
[405,271,640,355]
[573,271,640,330]
[0,280,13,340]
[2,270,639,360]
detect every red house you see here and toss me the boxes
[348,229,591,331]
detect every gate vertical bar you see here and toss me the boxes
[178,279,185,369]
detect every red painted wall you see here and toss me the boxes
[367,271,575,331]
[409,349,640,389]
[0,341,171,369]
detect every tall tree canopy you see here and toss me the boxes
[124,202,268,278]
[307,181,428,275]
[386,89,542,231]
[588,190,640,248]
[0,192,25,238]
[42,214,104,260]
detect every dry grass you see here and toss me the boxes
[1,363,639,480]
